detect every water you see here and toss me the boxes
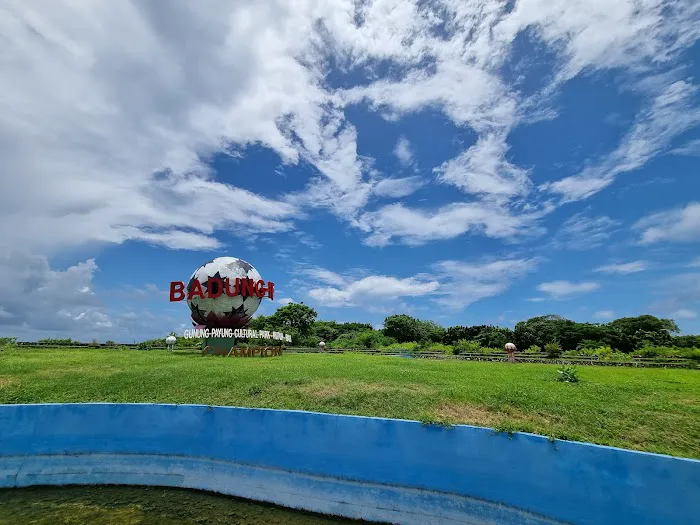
[0,486,376,524]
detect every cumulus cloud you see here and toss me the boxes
[433,258,541,309]
[536,280,600,299]
[358,201,547,247]
[308,275,439,308]
[434,133,532,200]
[2,0,698,255]
[394,136,415,168]
[372,176,426,199]
[302,257,538,311]
[594,261,648,274]
[634,202,700,244]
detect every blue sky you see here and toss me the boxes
[1,0,699,342]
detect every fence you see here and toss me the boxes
[9,341,698,368]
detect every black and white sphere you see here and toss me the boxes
[187,257,263,328]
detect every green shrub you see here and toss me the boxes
[453,339,483,355]
[594,346,613,359]
[683,348,700,362]
[423,343,453,353]
[0,337,17,349]
[545,341,562,358]
[524,344,541,354]
[609,351,633,361]
[561,350,581,358]
[381,341,420,352]
[576,339,600,351]
[557,365,580,383]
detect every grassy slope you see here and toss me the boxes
[1,348,699,459]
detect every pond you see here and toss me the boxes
[0,486,376,524]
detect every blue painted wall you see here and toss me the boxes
[1,403,699,525]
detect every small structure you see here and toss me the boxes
[505,342,516,363]
[319,341,326,353]
[166,335,176,351]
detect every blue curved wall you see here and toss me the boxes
[1,403,699,524]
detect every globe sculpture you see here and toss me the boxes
[187,257,264,328]
[165,335,176,351]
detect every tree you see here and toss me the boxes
[609,315,679,338]
[383,314,445,343]
[267,303,318,336]
[474,326,513,349]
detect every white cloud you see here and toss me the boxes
[308,275,439,308]
[688,257,700,268]
[358,201,547,247]
[0,1,386,252]
[551,214,620,250]
[634,202,700,244]
[594,310,616,320]
[648,272,700,317]
[394,136,415,168]
[433,258,540,309]
[594,261,648,274]
[302,257,537,311]
[537,280,600,299]
[301,266,347,287]
[278,297,295,306]
[672,138,700,156]
[434,133,532,200]
[0,252,102,332]
[372,176,426,199]
[671,309,697,319]
[2,0,698,256]
[543,81,700,203]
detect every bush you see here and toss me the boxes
[381,342,420,352]
[545,341,562,358]
[422,343,453,353]
[557,365,580,383]
[453,339,483,355]
[0,337,17,349]
[524,344,541,354]
[595,346,613,360]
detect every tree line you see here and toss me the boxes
[249,304,700,354]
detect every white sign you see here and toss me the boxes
[183,328,292,342]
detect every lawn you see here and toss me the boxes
[1,348,699,459]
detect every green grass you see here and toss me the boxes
[1,348,700,459]
[0,485,369,524]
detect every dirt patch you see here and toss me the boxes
[0,376,16,388]
[296,379,432,399]
[433,402,559,429]
[35,367,116,379]
[433,403,501,427]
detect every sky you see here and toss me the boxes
[1,0,699,342]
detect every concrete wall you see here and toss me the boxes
[1,403,698,525]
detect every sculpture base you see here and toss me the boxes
[202,337,283,357]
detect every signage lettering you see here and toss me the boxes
[202,345,283,357]
[169,278,275,302]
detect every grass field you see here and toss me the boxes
[1,348,699,459]
[0,486,368,524]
